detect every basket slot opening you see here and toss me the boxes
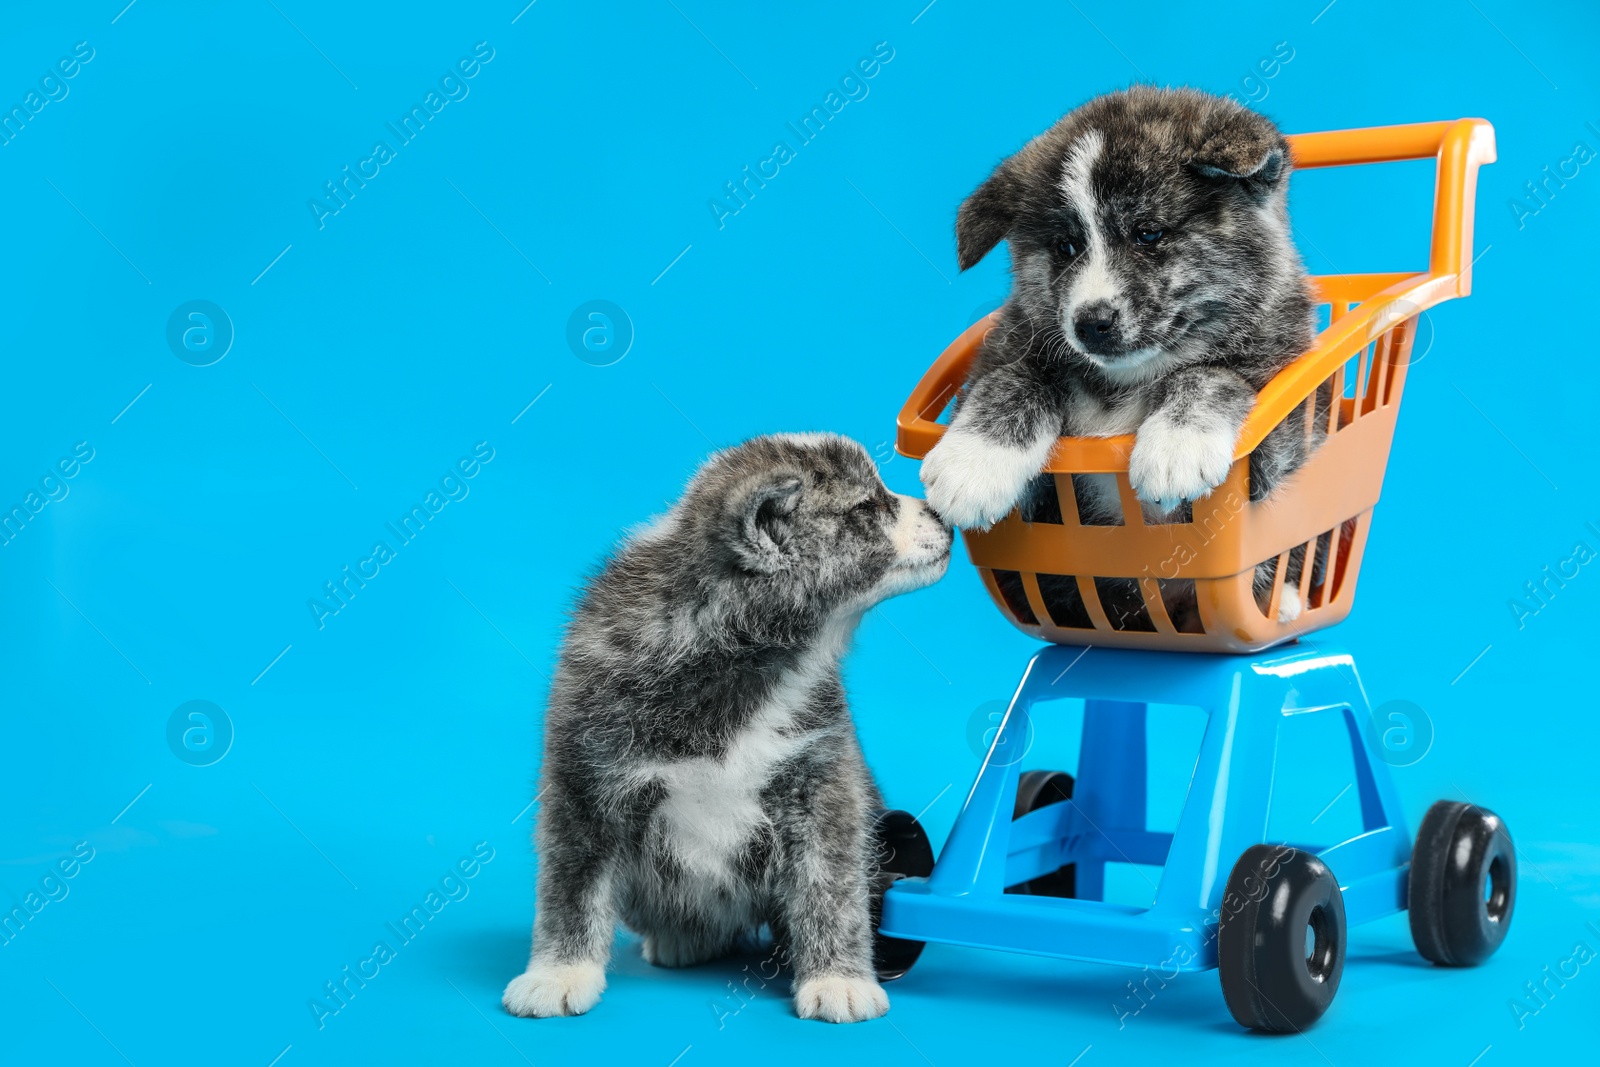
[1307,528,1335,609]
[1094,577,1157,633]
[1303,387,1323,451]
[1329,517,1359,602]
[1296,535,1319,605]
[1384,317,1416,404]
[1315,376,1336,439]
[991,569,1038,626]
[1286,542,1308,587]
[1361,334,1387,417]
[1382,327,1402,405]
[1253,554,1283,617]
[1376,316,1416,410]
[1326,363,1348,432]
[1037,572,1095,629]
[1280,550,1305,617]
[1156,578,1205,634]
[1019,473,1063,525]
[1267,551,1291,620]
[1336,345,1377,409]
[1137,577,1178,635]
[1069,473,1124,527]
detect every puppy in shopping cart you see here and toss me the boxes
[921,86,1325,619]
[503,434,951,1023]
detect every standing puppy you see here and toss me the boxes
[921,87,1322,618]
[503,434,950,1023]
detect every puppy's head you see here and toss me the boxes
[684,434,950,623]
[957,87,1300,381]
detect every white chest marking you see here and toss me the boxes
[634,640,843,881]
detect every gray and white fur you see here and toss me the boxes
[921,86,1323,621]
[503,434,951,1023]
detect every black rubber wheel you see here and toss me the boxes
[1218,845,1346,1033]
[870,809,935,981]
[1006,770,1076,898]
[1409,800,1516,966]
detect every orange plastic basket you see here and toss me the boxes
[897,118,1495,653]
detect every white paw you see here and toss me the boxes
[1277,584,1303,623]
[642,931,720,969]
[793,973,889,1023]
[920,427,1052,530]
[1128,416,1236,514]
[502,960,606,1018]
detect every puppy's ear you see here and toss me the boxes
[1188,109,1289,193]
[730,474,803,574]
[956,158,1023,270]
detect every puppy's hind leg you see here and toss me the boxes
[503,790,617,1018]
[1273,516,1356,624]
[1252,555,1305,623]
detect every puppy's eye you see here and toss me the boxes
[1056,238,1080,259]
[1135,224,1165,245]
[851,499,879,517]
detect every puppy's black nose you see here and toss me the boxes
[1073,302,1122,355]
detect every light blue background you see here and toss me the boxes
[2,1,1596,1064]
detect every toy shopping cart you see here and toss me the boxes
[872,119,1515,1032]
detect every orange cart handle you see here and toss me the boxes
[897,118,1496,472]
[1289,118,1496,284]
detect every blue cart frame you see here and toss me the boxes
[880,642,1412,972]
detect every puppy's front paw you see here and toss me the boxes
[921,428,1047,530]
[1128,416,1236,514]
[502,960,606,1017]
[793,973,889,1023]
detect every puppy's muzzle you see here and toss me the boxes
[893,495,953,568]
[1073,301,1125,356]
